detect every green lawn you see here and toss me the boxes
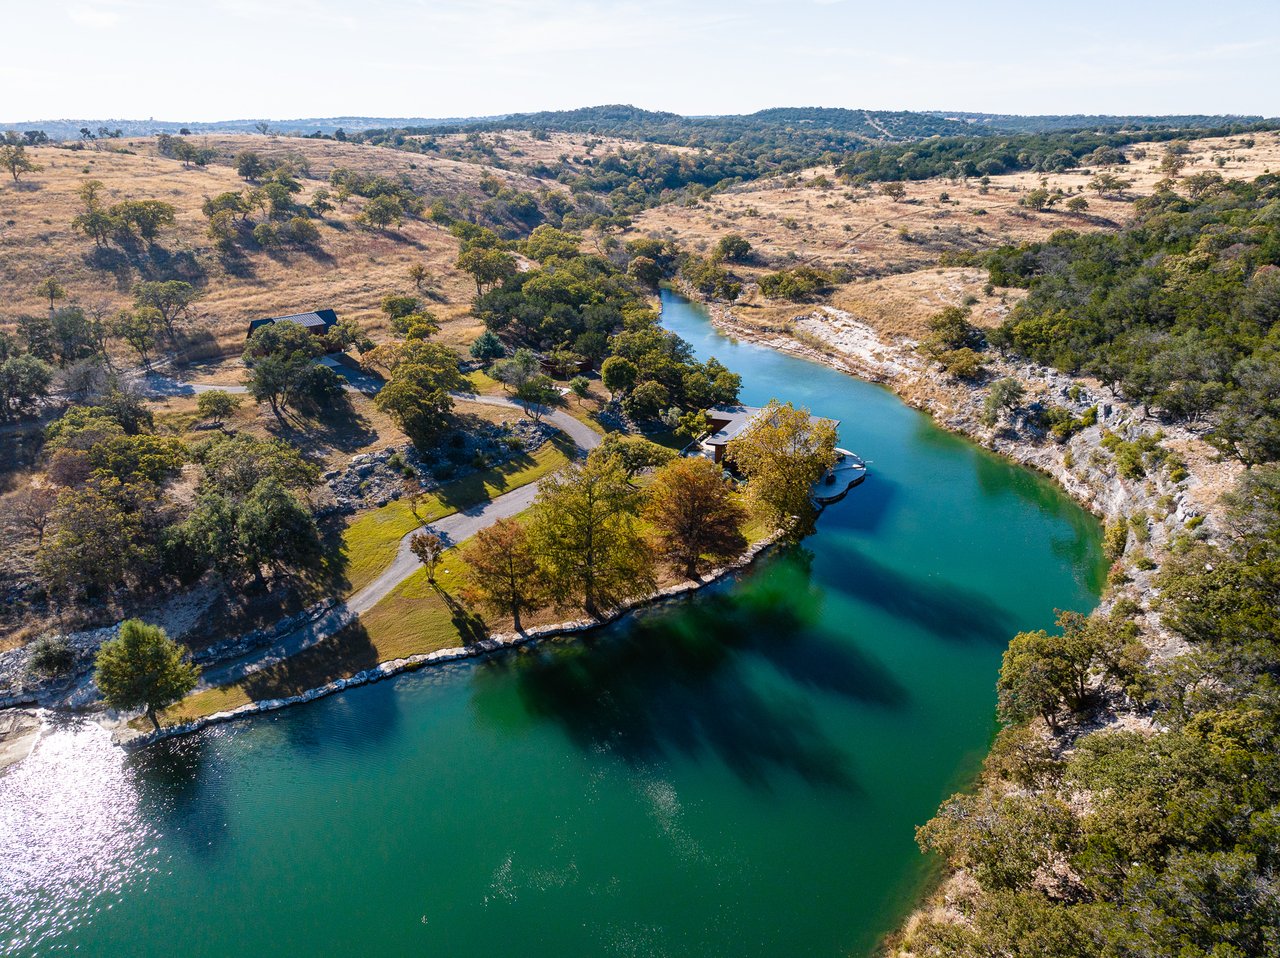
[154,471,773,729]
[338,437,572,596]
[464,369,505,394]
[154,554,478,727]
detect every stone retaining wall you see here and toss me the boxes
[115,532,783,748]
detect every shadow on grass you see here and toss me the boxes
[86,239,207,288]
[266,392,379,454]
[239,620,380,701]
[436,585,488,646]
[262,243,337,269]
[481,548,902,792]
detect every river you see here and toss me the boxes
[0,291,1104,957]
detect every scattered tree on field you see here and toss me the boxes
[133,280,200,345]
[879,182,907,202]
[0,134,40,183]
[33,277,66,316]
[714,233,752,263]
[409,531,446,584]
[196,389,242,425]
[112,307,162,366]
[456,246,517,296]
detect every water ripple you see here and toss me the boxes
[0,720,157,956]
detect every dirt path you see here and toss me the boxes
[192,394,600,691]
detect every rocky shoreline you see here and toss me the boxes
[112,531,784,749]
[702,296,1237,639]
[688,288,1243,953]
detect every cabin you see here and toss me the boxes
[690,404,867,505]
[246,309,339,349]
[695,404,840,464]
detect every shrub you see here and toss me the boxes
[1103,520,1129,561]
[757,266,836,301]
[27,634,75,678]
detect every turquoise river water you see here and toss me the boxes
[0,291,1105,957]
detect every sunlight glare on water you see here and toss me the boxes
[0,720,157,955]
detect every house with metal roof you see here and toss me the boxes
[695,404,840,464]
[690,403,867,504]
[246,309,339,341]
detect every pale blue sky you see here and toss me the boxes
[5,0,1278,121]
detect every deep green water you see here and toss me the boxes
[0,292,1104,957]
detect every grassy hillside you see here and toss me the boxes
[0,134,554,360]
[625,130,1280,339]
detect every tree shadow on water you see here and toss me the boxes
[484,550,908,792]
[829,471,897,535]
[130,735,230,860]
[824,539,1019,644]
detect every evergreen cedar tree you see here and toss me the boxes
[94,619,200,731]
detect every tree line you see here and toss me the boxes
[984,172,1280,465]
[459,223,743,427]
[837,124,1274,183]
[455,400,835,627]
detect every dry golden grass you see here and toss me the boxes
[629,131,1280,341]
[150,387,541,473]
[413,129,695,172]
[0,134,516,362]
[990,129,1280,198]
[632,163,1095,278]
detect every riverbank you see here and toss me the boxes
[676,286,1241,954]
[2,290,1105,958]
[113,531,783,748]
[693,289,1237,659]
[0,710,42,771]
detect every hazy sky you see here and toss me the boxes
[5,0,1279,121]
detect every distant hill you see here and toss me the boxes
[0,115,497,141]
[7,106,1270,144]
[431,104,1271,141]
[928,111,1267,133]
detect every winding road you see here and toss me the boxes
[166,382,602,692]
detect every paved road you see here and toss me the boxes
[193,393,600,691]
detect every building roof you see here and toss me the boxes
[702,404,839,447]
[703,405,764,447]
[247,309,338,335]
